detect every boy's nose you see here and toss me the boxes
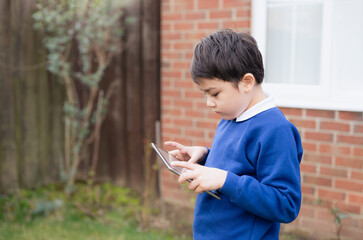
[206,98,216,107]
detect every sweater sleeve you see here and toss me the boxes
[219,123,303,223]
[198,147,210,166]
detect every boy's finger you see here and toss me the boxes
[165,141,184,150]
[188,156,199,163]
[168,150,183,160]
[171,161,196,170]
[179,169,198,183]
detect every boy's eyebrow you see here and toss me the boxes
[200,87,217,93]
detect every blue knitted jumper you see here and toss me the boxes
[194,107,303,240]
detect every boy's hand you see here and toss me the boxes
[171,161,227,193]
[165,141,208,164]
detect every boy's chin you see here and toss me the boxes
[222,115,235,121]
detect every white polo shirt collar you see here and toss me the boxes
[236,93,275,122]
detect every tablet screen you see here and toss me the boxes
[151,143,185,175]
[151,143,221,200]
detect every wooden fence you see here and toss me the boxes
[0,0,160,194]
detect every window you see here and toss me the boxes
[252,0,363,112]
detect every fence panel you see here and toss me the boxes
[0,0,160,194]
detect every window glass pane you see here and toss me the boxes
[332,0,363,92]
[266,1,322,85]
[266,4,293,84]
[294,4,322,85]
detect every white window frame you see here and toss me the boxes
[251,0,363,112]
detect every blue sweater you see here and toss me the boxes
[194,107,303,240]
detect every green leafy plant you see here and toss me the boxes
[0,186,64,222]
[140,139,159,228]
[317,198,348,240]
[32,0,128,195]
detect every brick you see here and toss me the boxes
[163,32,182,40]
[300,163,317,173]
[302,196,319,205]
[223,0,251,8]
[196,120,218,129]
[340,226,363,240]
[335,179,363,192]
[320,166,348,178]
[338,111,363,121]
[351,171,363,181]
[306,109,335,118]
[337,134,363,145]
[302,142,317,152]
[319,143,351,155]
[185,129,205,138]
[174,81,194,88]
[184,92,202,99]
[320,121,350,132]
[185,109,206,118]
[315,208,334,222]
[198,0,219,9]
[335,157,363,169]
[303,153,332,165]
[354,124,363,133]
[185,32,208,40]
[174,42,194,50]
[305,131,333,142]
[222,20,250,29]
[335,202,361,214]
[318,189,346,201]
[162,70,182,78]
[174,0,194,11]
[348,194,363,205]
[162,23,171,31]
[301,185,315,195]
[185,12,206,20]
[319,144,350,155]
[163,127,182,135]
[162,108,182,116]
[174,22,194,31]
[236,9,251,18]
[174,119,193,127]
[198,22,219,30]
[340,217,359,228]
[353,147,363,156]
[210,10,232,19]
[162,89,181,97]
[173,61,190,69]
[194,140,213,147]
[299,205,315,217]
[174,99,193,108]
[290,119,316,129]
[162,52,181,59]
[162,13,183,21]
[301,218,335,235]
[162,61,171,68]
[303,175,332,187]
[279,107,303,116]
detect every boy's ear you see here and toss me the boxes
[239,73,255,93]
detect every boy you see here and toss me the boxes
[166,29,303,240]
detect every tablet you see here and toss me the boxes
[151,143,221,200]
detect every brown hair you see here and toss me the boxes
[191,29,264,85]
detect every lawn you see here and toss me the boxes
[0,210,186,240]
[0,183,192,240]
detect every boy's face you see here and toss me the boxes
[197,78,253,120]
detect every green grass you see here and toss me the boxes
[0,206,187,240]
[0,184,191,240]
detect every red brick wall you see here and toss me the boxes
[160,0,363,239]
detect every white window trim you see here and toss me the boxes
[251,0,363,112]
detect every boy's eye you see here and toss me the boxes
[211,92,219,97]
